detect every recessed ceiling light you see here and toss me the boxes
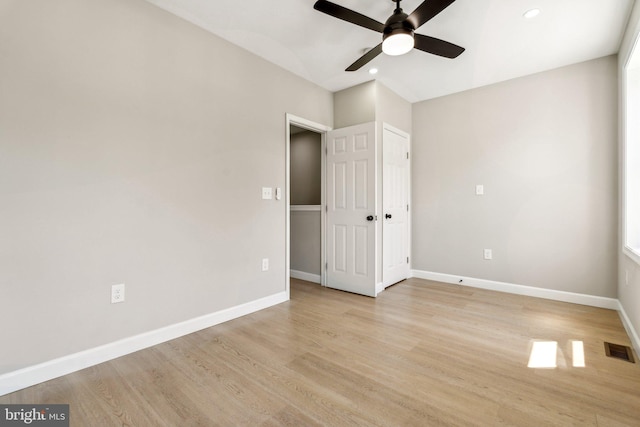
[369,67,378,75]
[523,8,541,19]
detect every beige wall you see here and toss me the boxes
[619,1,640,352]
[412,56,618,298]
[0,0,332,373]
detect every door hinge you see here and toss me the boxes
[325,262,328,270]
[325,205,328,212]
[406,152,409,159]
[407,257,409,264]
[325,147,328,155]
[407,204,409,212]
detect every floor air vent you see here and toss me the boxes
[604,342,635,363]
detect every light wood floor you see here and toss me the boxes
[2,278,639,426]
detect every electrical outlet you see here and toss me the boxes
[262,258,269,271]
[476,185,484,195]
[483,249,492,260]
[111,283,125,304]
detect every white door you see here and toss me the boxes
[326,122,377,297]
[382,125,410,288]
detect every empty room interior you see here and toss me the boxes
[2,0,640,425]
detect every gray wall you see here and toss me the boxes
[290,130,322,276]
[290,211,321,275]
[412,56,618,297]
[375,82,412,135]
[290,131,321,205]
[333,80,411,133]
[0,0,332,373]
[619,1,640,351]
[333,81,376,128]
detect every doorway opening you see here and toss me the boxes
[285,114,330,297]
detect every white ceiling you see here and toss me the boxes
[145,0,635,103]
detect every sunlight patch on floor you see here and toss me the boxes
[571,340,585,367]
[527,340,586,368]
[528,341,558,368]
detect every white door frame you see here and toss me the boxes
[285,113,331,297]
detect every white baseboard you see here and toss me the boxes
[617,302,640,356]
[0,291,288,397]
[410,270,619,310]
[290,269,321,284]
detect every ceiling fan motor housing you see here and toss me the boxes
[383,10,415,42]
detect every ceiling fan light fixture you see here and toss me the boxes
[382,30,414,56]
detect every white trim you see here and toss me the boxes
[286,119,291,297]
[618,301,640,356]
[623,245,640,266]
[0,291,288,396]
[375,282,385,295]
[321,132,327,287]
[622,34,640,268]
[290,205,322,212]
[410,270,619,310]
[290,269,321,284]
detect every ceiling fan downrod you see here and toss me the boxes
[393,0,403,14]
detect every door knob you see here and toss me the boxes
[385,214,392,219]
[366,215,374,221]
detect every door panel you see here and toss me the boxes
[354,225,369,276]
[326,122,377,296]
[333,225,347,273]
[383,125,410,287]
[354,159,369,209]
[333,162,347,209]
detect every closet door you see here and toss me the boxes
[382,125,410,287]
[326,122,377,297]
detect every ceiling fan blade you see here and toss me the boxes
[314,0,385,33]
[346,44,383,71]
[407,0,456,29]
[414,34,464,58]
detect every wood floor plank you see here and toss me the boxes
[1,278,639,426]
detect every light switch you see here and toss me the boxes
[476,185,484,196]
[262,187,272,200]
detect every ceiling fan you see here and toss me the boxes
[313,0,465,71]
